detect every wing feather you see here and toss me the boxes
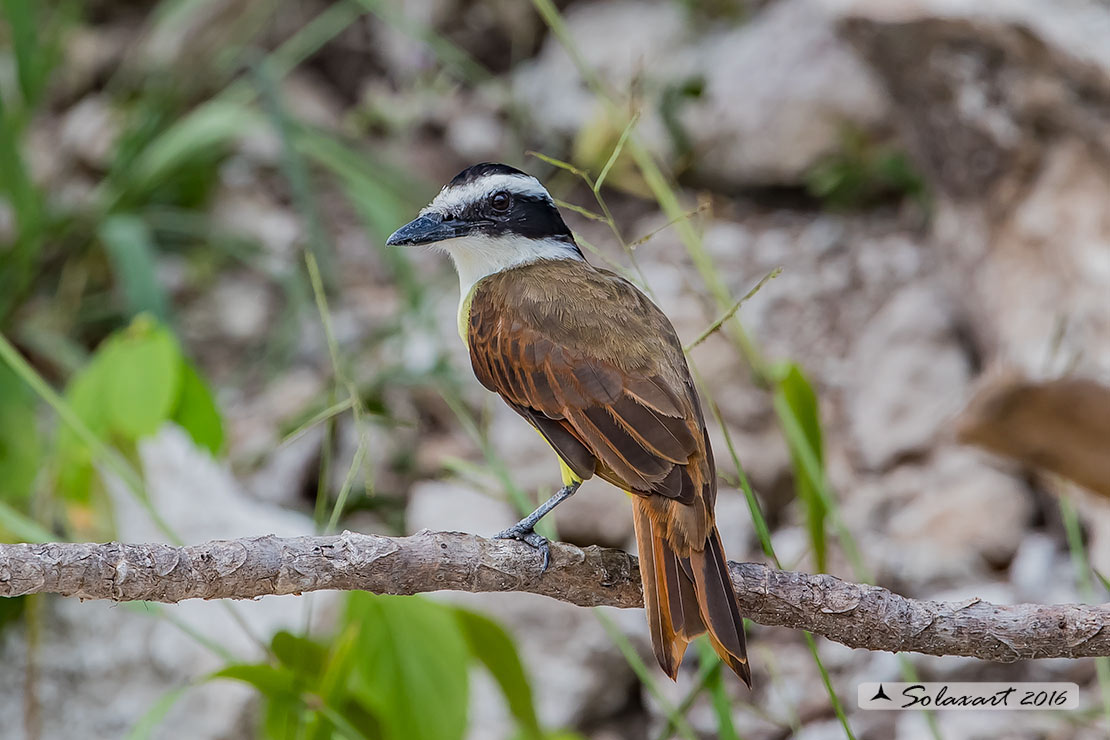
[466,262,709,519]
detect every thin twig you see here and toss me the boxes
[684,268,782,353]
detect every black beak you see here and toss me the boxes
[386,213,463,246]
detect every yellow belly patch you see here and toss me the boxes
[530,428,584,486]
[458,284,478,344]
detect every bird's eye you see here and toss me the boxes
[490,191,511,213]
[442,212,455,221]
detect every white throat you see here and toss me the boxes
[445,234,584,299]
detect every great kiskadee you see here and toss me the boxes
[387,163,750,685]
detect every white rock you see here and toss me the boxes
[848,286,970,470]
[59,95,120,170]
[682,0,890,185]
[879,449,1033,582]
[247,424,324,508]
[512,0,686,144]
[209,275,274,341]
[406,479,516,535]
[1010,532,1076,604]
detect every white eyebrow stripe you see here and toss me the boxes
[423,173,551,215]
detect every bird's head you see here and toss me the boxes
[387,163,583,289]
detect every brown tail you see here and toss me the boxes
[632,500,751,686]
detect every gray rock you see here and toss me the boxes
[682,0,890,186]
[840,0,1110,377]
[512,0,687,151]
[848,286,971,470]
[406,479,516,536]
[872,449,1033,583]
[58,95,120,170]
[515,0,889,188]
[1010,532,1076,604]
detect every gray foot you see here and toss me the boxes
[495,523,552,572]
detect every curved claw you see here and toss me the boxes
[494,525,552,572]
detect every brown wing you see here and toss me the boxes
[466,260,713,545]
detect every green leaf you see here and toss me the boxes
[1094,568,1110,594]
[172,361,224,455]
[0,363,42,502]
[1,0,45,105]
[771,362,828,572]
[0,71,45,322]
[99,214,171,322]
[454,608,541,738]
[318,623,359,703]
[271,630,328,681]
[55,347,113,503]
[131,100,262,194]
[0,499,53,543]
[213,663,300,701]
[346,593,469,740]
[103,320,182,439]
[298,131,422,242]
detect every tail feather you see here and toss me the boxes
[633,502,685,678]
[690,528,751,686]
[661,535,704,640]
[632,499,750,686]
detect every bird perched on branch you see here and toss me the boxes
[387,163,750,685]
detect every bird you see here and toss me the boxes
[387,162,750,685]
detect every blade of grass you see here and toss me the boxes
[704,395,773,560]
[1060,494,1110,730]
[526,150,590,179]
[122,602,239,662]
[439,390,549,537]
[552,198,608,222]
[772,364,828,572]
[595,610,700,740]
[771,393,868,578]
[264,0,368,82]
[694,638,741,740]
[0,87,45,322]
[0,500,54,543]
[326,437,367,534]
[281,397,355,446]
[125,685,191,740]
[254,60,335,288]
[99,214,172,323]
[593,111,640,193]
[351,0,490,84]
[802,631,856,740]
[2,0,48,106]
[651,653,726,740]
[629,202,712,249]
[304,251,375,534]
[684,268,782,353]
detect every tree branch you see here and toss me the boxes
[1,530,1106,662]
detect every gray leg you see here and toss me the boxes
[494,482,580,571]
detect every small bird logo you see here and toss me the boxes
[388,163,750,685]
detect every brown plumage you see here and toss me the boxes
[467,258,750,685]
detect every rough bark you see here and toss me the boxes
[1,530,1106,663]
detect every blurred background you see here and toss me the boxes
[3,0,1110,738]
